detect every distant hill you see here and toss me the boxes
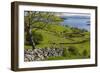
[60,15,90,19]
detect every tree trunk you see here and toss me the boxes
[28,11,36,50]
[29,28,36,49]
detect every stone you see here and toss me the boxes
[24,47,64,61]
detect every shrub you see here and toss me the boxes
[82,49,88,57]
[68,46,79,55]
[32,31,43,45]
[63,48,68,57]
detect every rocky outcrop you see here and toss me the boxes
[24,47,64,62]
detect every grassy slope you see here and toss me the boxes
[25,23,90,60]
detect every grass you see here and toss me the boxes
[24,23,90,60]
[24,45,32,49]
[47,41,90,60]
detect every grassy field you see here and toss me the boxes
[24,23,90,60]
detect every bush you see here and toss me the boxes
[32,31,43,45]
[63,48,68,57]
[68,46,79,55]
[82,49,88,57]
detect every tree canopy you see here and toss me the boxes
[24,11,63,49]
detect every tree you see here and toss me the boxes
[24,11,63,49]
[32,31,43,45]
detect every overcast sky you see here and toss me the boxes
[55,12,90,17]
[24,11,90,17]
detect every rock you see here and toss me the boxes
[24,47,64,61]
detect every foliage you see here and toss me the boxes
[68,46,79,55]
[24,11,63,49]
[63,48,68,57]
[32,31,43,45]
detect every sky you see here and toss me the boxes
[55,12,91,17]
[24,11,91,17]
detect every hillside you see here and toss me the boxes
[24,23,90,60]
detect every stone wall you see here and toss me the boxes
[24,48,64,61]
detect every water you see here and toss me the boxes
[61,16,90,31]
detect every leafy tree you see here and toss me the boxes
[24,11,63,49]
[32,31,43,45]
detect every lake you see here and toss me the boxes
[60,16,90,31]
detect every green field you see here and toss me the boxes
[24,22,90,60]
